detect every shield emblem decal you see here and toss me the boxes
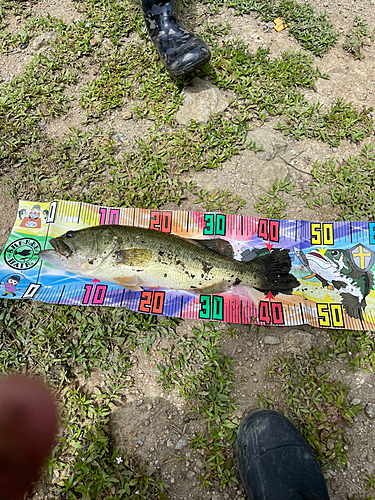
[349,244,375,273]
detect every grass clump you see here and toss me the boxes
[4,128,185,209]
[330,329,375,372]
[344,15,374,60]
[306,144,375,220]
[207,45,323,119]
[75,0,145,45]
[261,348,361,469]
[80,42,184,123]
[0,54,76,160]
[0,0,36,24]
[255,177,295,219]
[192,188,246,213]
[56,388,168,500]
[157,324,239,489]
[276,98,373,146]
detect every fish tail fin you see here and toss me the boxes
[252,249,300,294]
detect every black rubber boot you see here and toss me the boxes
[236,410,330,500]
[142,0,211,76]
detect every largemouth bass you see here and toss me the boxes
[38,225,299,294]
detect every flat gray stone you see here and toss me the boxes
[366,403,375,419]
[248,128,288,161]
[283,330,314,355]
[263,335,280,345]
[31,32,57,51]
[176,77,229,125]
[316,364,326,376]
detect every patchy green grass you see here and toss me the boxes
[4,128,185,209]
[306,144,375,220]
[192,187,246,213]
[0,301,174,498]
[4,115,251,207]
[0,0,374,496]
[259,348,361,469]
[157,324,239,489]
[0,54,76,160]
[276,98,373,146]
[80,41,184,123]
[204,0,339,56]
[329,329,375,372]
[255,177,295,218]
[344,15,374,60]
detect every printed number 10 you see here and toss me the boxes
[99,208,120,225]
[82,284,108,305]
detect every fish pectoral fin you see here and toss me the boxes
[192,238,234,259]
[114,275,142,290]
[332,280,347,290]
[114,249,152,266]
[193,281,228,294]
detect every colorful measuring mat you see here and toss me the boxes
[1,200,375,329]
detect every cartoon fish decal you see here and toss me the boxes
[294,245,374,319]
[39,225,300,295]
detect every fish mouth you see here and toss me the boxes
[307,251,334,271]
[50,238,72,258]
[309,251,327,261]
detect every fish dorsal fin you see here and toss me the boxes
[114,249,152,266]
[192,238,234,259]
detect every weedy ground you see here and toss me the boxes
[1,0,375,498]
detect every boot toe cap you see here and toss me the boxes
[165,42,211,76]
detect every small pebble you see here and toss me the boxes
[175,439,187,450]
[365,403,375,419]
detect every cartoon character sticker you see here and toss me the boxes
[19,205,42,229]
[1,275,21,297]
[295,244,374,319]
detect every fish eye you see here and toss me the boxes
[331,250,339,257]
[66,231,75,238]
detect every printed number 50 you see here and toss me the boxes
[311,223,334,245]
[317,303,344,328]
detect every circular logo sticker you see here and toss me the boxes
[4,238,41,270]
